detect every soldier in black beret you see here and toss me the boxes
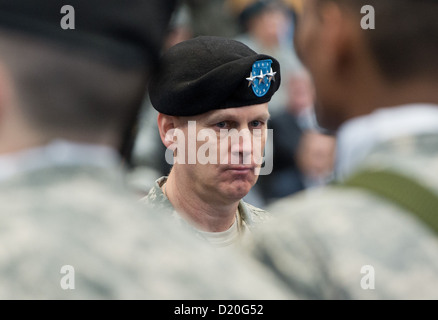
[0,1,293,300]
[143,36,281,248]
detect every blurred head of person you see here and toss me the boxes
[239,0,293,48]
[294,0,438,132]
[163,3,193,51]
[286,69,315,117]
[296,130,336,186]
[0,0,176,158]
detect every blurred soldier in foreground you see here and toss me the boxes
[143,36,281,248]
[0,1,293,299]
[245,0,438,299]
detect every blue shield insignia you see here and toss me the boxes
[247,59,275,97]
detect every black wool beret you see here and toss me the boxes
[149,35,281,116]
[0,0,176,67]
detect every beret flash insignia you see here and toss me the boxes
[247,59,276,97]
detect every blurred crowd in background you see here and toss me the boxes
[130,0,337,209]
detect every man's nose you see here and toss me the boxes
[230,128,253,164]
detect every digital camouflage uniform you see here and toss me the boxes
[245,133,438,299]
[0,0,292,301]
[142,176,271,247]
[0,152,293,299]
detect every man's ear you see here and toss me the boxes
[157,113,178,148]
[320,2,360,77]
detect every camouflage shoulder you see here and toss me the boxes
[240,201,272,226]
[140,185,160,205]
[139,183,174,215]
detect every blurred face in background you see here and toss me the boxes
[296,130,336,181]
[286,71,315,116]
[248,7,291,48]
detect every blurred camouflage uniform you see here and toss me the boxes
[0,0,293,301]
[0,141,294,299]
[245,105,438,299]
[142,176,271,248]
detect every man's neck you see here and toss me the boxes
[341,78,438,124]
[164,171,239,233]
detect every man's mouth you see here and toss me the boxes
[224,165,255,173]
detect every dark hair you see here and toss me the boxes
[239,0,291,32]
[319,0,438,81]
[0,29,147,154]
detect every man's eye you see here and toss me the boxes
[250,120,263,127]
[215,121,228,128]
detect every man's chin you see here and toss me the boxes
[221,181,253,201]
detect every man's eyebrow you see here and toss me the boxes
[249,112,271,121]
[204,111,271,123]
[204,111,239,123]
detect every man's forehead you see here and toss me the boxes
[202,105,270,120]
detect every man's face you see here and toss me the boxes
[287,73,315,115]
[250,8,291,47]
[171,103,270,205]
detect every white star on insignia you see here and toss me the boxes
[256,70,265,84]
[266,67,277,83]
[246,72,256,87]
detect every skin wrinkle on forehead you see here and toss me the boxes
[202,108,271,126]
[173,105,271,129]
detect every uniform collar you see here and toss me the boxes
[336,104,438,181]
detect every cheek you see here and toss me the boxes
[253,131,266,152]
